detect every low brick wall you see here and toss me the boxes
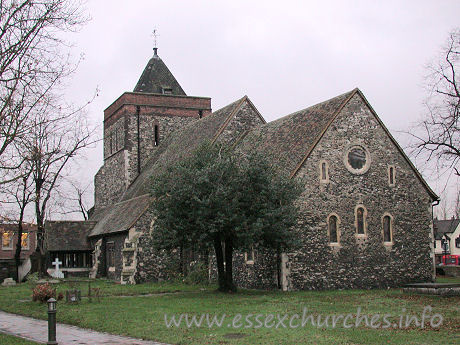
[442,265,460,277]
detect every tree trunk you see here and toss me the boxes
[14,222,24,283]
[224,237,236,292]
[213,237,226,291]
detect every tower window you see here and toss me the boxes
[154,125,159,146]
[162,87,173,95]
[199,110,203,119]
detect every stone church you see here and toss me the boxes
[45,48,438,290]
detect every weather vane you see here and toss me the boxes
[152,28,159,50]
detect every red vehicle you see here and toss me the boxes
[442,255,460,265]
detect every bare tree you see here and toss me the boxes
[22,106,98,275]
[52,179,92,220]
[1,155,34,281]
[0,0,88,183]
[411,29,459,176]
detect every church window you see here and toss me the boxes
[327,214,340,244]
[320,160,329,183]
[154,125,159,146]
[382,214,393,243]
[355,206,367,235]
[345,145,371,174]
[244,247,255,264]
[388,166,395,186]
[2,231,13,249]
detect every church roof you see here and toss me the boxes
[133,51,186,95]
[89,88,438,237]
[88,194,152,237]
[46,221,96,251]
[238,88,438,200]
[238,90,355,176]
[88,97,256,237]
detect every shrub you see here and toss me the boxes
[26,272,39,283]
[32,283,56,303]
[183,261,209,285]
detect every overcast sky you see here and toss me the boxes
[63,0,460,216]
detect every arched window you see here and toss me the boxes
[355,206,367,235]
[388,165,395,186]
[382,214,393,243]
[320,160,329,183]
[327,213,340,245]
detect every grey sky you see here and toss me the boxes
[64,0,460,216]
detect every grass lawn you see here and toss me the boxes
[0,333,39,344]
[0,279,458,345]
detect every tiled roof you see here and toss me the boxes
[434,219,460,240]
[88,194,152,237]
[46,221,96,251]
[133,54,186,95]
[238,90,355,175]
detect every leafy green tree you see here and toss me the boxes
[150,142,302,292]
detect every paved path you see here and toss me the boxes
[0,310,169,345]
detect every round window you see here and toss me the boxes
[344,145,370,174]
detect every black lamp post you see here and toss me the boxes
[47,298,58,345]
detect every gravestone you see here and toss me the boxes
[1,278,16,286]
[50,258,64,279]
[66,289,81,303]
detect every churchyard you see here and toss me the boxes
[0,278,459,345]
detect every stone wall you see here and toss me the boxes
[91,233,127,281]
[232,93,434,290]
[94,149,127,208]
[288,93,434,289]
[216,100,264,146]
[93,93,211,209]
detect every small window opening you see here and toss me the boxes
[162,87,173,95]
[383,215,392,243]
[356,207,365,235]
[388,166,395,186]
[199,110,203,119]
[154,125,159,146]
[328,215,338,243]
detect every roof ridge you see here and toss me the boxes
[289,89,358,178]
[269,89,357,126]
[211,96,248,144]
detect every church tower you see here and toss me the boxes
[94,48,212,209]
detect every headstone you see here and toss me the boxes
[66,289,81,303]
[50,258,64,279]
[1,278,16,286]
